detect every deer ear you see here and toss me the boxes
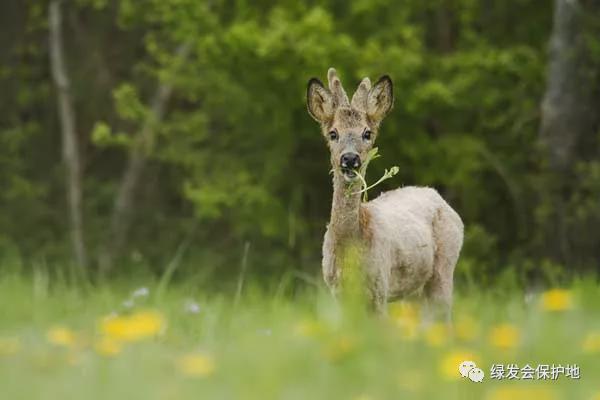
[307,78,335,123]
[367,75,393,122]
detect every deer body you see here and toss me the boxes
[308,68,463,316]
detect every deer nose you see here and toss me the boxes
[340,153,361,169]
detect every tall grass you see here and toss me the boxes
[0,270,598,400]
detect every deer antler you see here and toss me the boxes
[327,68,350,107]
[351,77,371,111]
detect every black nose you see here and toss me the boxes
[340,153,361,169]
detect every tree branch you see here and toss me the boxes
[49,0,88,272]
[101,42,191,274]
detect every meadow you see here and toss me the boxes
[3,2,600,399]
[0,271,598,400]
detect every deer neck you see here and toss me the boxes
[329,173,362,243]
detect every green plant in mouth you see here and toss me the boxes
[346,147,399,202]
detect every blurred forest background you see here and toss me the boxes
[2,0,600,288]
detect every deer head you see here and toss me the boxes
[307,68,393,183]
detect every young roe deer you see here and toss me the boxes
[306,68,464,319]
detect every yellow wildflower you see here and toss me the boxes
[424,323,449,347]
[540,289,574,312]
[94,336,122,357]
[389,302,420,341]
[582,332,600,353]
[293,319,325,338]
[0,337,21,356]
[486,386,558,400]
[323,335,357,362]
[100,310,165,342]
[439,349,479,380]
[389,302,419,321]
[177,354,215,377]
[488,324,520,349]
[455,314,480,342]
[590,391,600,400]
[47,327,77,347]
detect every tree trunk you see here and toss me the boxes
[100,42,191,274]
[538,0,597,265]
[540,0,592,172]
[435,0,455,53]
[49,0,88,272]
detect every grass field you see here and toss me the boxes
[0,273,599,400]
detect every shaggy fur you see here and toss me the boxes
[308,68,464,317]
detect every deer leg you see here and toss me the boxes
[367,273,388,315]
[423,278,453,325]
[323,269,340,297]
[424,208,461,325]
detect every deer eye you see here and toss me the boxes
[328,131,338,141]
[362,130,372,141]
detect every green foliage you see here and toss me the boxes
[91,122,130,148]
[0,0,598,282]
[351,148,400,202]
[113,84,147,123]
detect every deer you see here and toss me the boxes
[306,68,464,320]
